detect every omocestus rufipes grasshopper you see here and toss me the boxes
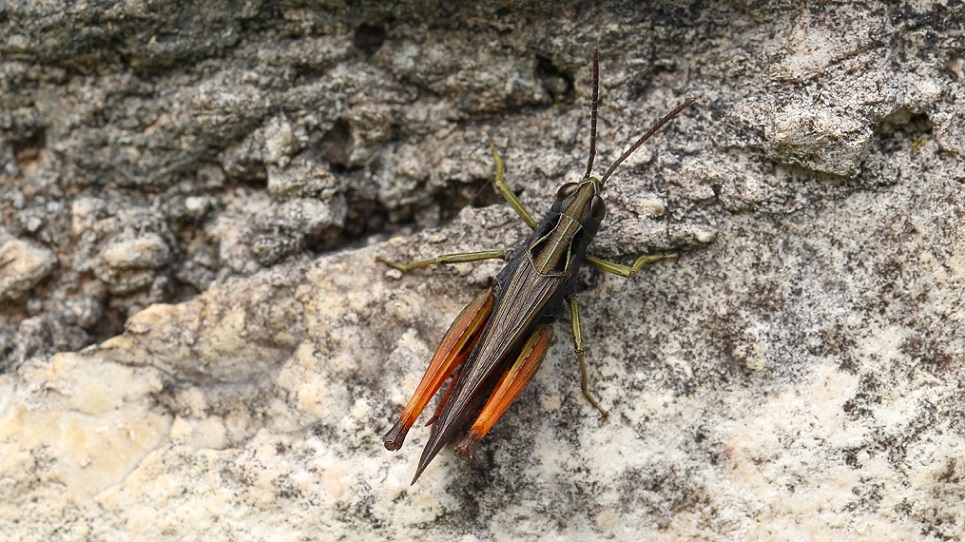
[380,48,695,484]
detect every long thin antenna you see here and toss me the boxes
[583,48,600,180]
[599,97,696,186]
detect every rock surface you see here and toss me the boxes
[0,230,57,302]
[1,1,963,540]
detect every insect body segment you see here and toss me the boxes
[531,179,604,277]
[454,322,553,459]
[382,48,694,484]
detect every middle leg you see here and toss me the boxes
[568,295,608,419]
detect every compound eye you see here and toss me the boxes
[556,183,579,200]
[591,196,606,220]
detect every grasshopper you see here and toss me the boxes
[381,49,695,484]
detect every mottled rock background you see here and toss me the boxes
[1,1,963,540]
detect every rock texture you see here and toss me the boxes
[1,1,963,540]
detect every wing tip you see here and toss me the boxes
[383,422,409,451]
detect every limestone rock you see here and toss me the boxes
[0,235,57,302]
[1,1,963,541]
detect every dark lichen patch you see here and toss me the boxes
[874,109,934,154]
[535,55,575,104]
[353,23,387,56]
[842,374,882,421]
[318,119,353,172]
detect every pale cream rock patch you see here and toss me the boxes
[0,353,169,506]
[99,233,171,270]
[0,236,58,302]
[717,361,922,540]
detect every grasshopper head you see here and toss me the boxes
[554,176,606,234]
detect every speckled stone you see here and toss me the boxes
[1,1,963,541]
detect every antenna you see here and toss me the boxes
[583,48,600,180]
[599,97,696,186]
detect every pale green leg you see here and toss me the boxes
[491,148,537,230]
[568,296,608,419]
[569,252,675,417]
[585,253,678,278]
[377,250,512,273]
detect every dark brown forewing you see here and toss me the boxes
[410,256,568,483]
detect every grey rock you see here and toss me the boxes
[94,232,171,295]
[251,196,347,266]
[100,233,171,271]
[0,233,57,302]
[762,104,874,177]
[1,1,963,541]
[266,157,340,200]
[263,116,302,167]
